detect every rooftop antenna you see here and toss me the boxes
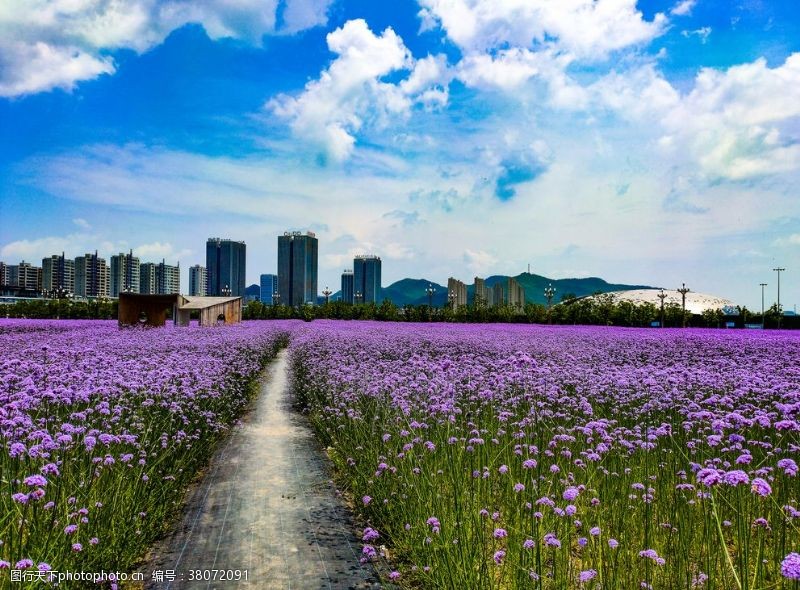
[527,263,530,274]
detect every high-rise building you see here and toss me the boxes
[447,277,468,308]
[260,273,278,304]
[353,255,381,304]
[492,283,504,307]
[42,252,75,295]
[277,231,318,306]
[0,262,8,286]
[473,277,488,306]
[110,250,140,297]
[74,252,109,298]
[7,261,42,292]
[140,262,156,295]
[189,265,207,296]
[157,260,180,294]
[508,277,525,309]
[140,260,180,294]
[340,270,354,304]
[206,238,246,296]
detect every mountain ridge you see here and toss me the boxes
[330,273,656,306]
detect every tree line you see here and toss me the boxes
[243,294,794,329]
[1,293,793,329]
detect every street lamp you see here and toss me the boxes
[677,283,690,328]
[425,284,436,308]
[759,283,767,329]
[657,289,667,328]
[222,284,231,297]
[448,291,457,309]
[273,292,281,306]
[322,286,332,305]
[544,283,556,324]
[773,267,785,329]
[355,291,363,305]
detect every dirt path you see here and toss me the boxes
[143,349,381,590]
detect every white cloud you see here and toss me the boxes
[73,217,91,229]
[593,54,800,180]
[281,0,334,34]
[670,0,696,16]
[417,0,666,59]
[135,241,192,261]
[0,232,126,261]
[0,0,328,97]
[269,19,448,160]
[463,248,497,275]
[457,48,543,90]
[682,26,711,44]
[0,40,114,97]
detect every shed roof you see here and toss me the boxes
[180,296,241,310]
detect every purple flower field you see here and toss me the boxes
[2,319,800,588]
[290,321,800,589]
[1,320,290,585]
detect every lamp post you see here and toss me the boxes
[426,284,436,308]
[355,291,363,305]
[657,289,667,328]
[677,283,690,328]
[322,286,332,305]
[760,283,767,329]
[273,292,280,307]
[221,285,231,297]
[773,267,785,329]
[544,283,556,324]
[448,291,456,309]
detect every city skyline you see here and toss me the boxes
[1,1,799,310]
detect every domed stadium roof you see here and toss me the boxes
[586,289,736,315]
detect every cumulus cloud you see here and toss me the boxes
[269,19,449,161]
[0,0,331,97]
[417,0,666,59]
[593,54,800,180]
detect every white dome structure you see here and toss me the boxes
[586,289,736,315]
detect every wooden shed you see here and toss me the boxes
[118,294,242,327]
[175,296,242,327]
[118,293,181,327]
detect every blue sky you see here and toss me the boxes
[1,0,799,309]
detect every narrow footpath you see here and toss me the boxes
[144,349,381,590]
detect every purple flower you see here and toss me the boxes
[523,539,535,549]
[362,495,372,506]
[522,459,537,469]
[781,553,800,580]
[723,470,750,486]
[750,478,771,497]
[12,493,28,504]
[579,569,597,583]
[498,464,508,474]
[15,559,33,569]
[389,571,400,580]
[493,528,508,538]
[590,526,601,536]
[608,538,619,549]
[64,524,78,535]
[544,533,561,548]
[23,475,47,487]
[493,550,506,564]
[563,486,580,501]
[362,527,379,542]
[514,483,525,493]
[72,543,83,552]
